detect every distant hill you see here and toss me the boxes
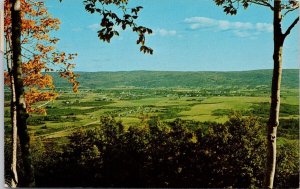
[50,69,299,89]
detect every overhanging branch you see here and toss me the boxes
[249,0,274,10]
[283,5,299,18]
[283,16,299,39]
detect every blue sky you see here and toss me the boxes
[45,0,299,71]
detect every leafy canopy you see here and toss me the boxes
[83,0,153,54]
[214,0,299,14]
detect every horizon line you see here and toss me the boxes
[70,68,299,73]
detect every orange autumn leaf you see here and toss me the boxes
[4,0,79,114]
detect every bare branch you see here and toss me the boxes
[249,0,274,10]
[283,16,299,39]
[283,5,299,18]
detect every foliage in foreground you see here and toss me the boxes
[5,115,299,188]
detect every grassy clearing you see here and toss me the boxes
[4,88,299,139]
[179,96,269,122]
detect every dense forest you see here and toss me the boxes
[5,115,299,188]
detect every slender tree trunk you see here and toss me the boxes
[6,38,18,188]
[10,78,18,188]
[264,1,284,188]
[10,0,35,186]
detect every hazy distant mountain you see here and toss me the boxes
[50,69,299,89]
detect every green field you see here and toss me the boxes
[4,70,299,188]
[5,90,299,139]
[4,70,299,140]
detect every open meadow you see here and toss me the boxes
[4,70,299,141]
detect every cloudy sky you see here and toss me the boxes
[45,0,299,71]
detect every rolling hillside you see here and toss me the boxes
[51,69,299,89]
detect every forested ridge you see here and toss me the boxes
[50,69,299,89]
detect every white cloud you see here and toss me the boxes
[256,23,273,32]
[233,30,252,38]
[231,22,253,30]
[153,28,177,37]
[185,17,215,27]
[88,23,100,31]
[218,20,231,30]
[184,16,273,37]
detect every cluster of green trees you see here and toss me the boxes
[5,115,298,188]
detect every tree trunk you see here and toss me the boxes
[6,37,18,188]
[264,1,284,188]
[10,72,18,188]
[10,0,35,187]
[10,77,18,188]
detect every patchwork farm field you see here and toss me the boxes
[4,70,299,141]
[4,70,299,188]
[5,88,299,140]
